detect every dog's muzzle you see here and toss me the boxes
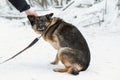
[37,24,46,31]
[37,22,46,31]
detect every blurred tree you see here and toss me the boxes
[41,0,49,9]
[117,0,120,10]
[49,0,71,7]
[6,0,13,10]
[28,0,49,9]
[94,0,104,4]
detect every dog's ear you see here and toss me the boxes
[46,13,54,20]
[27,15,36,26]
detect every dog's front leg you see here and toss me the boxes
[51,53,59,65]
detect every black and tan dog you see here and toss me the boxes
[27,13,90,75]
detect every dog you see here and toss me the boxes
[27,13,90,75]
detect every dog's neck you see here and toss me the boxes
[49,18,60,26]
[42,17,63,40]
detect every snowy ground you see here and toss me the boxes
[0,1,120,79]
[0,16,120,80]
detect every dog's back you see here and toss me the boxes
[55,21,90,71]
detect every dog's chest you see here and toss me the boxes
[46,36,60,50]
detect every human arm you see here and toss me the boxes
[8,0,30,12]
[8,0,38,16]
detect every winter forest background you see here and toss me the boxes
[0,0,120,80]
[0,0,120,26]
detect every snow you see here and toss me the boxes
[0,0,120,80]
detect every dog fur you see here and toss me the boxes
[27,13,90,75]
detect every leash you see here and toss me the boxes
[0,35,42,64]
[0,21,51,64]
[1,19,62,64]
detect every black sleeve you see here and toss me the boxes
[8,0,30,12]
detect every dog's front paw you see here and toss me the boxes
[53,68,59,72]
[50,61,58,65]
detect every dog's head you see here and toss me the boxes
[27,13,54,34]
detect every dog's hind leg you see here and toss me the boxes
[53,67,68,72]
[53,66,81,75]
[53,47,72,73]
[53,47,82,75]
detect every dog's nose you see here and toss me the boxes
[37,24,46,31]
[38,27,45,31]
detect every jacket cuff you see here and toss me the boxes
[20,4,30,12]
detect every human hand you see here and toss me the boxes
[25,9,38,16]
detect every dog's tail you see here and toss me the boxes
[71,67,79,75]
[68,65,82,75]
